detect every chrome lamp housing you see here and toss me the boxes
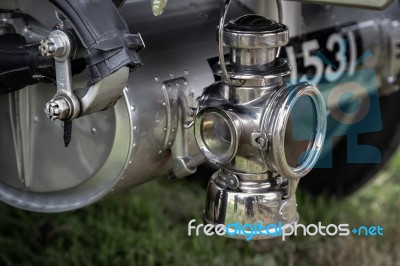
[194,14,327,239]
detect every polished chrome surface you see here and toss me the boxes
[275,0,283,57]
[195,81,326,179]
[194,107,240,165]
[204,171,298,240]
[8,91,33,188]
[238,0,302,38]
[214,58,292,88]
[45,96,73,121]
[223,14,289,66]
[196,9,326,238]
[218,0,233,84]
[0,82,131,211]
[79,67,130,117]
[262,82,326,181]
[39,33,69,58]
[230,48,277,66]
[162,78,205,179]
[224,23,289,49]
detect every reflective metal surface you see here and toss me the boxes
[40,28,132,122]
[218,0,232,84]
[261,82,326,181]
[224,18,289,65]
[0,0,257,212]
[204,171,298,240]
[0,82,131,211]
[41,30,81,122]
[195,8,326,239]
[195,107,240,165]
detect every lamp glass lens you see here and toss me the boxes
[201,112,232,157]
[284,95,317,168]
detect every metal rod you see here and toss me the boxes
[218,0,232,84]
[276,0,283,57]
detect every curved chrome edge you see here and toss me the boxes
[263,82,327,180]
[194,107,241,165]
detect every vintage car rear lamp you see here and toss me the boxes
[194,12,327,239]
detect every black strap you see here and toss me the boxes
[48,0,144,86]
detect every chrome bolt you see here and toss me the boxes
[251,132,268,150]
[226,174,240,190]
[45,97,71,121]
[39,35,66,58]
[256,137,267,148]
[39,38,52,57]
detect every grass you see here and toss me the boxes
[1,153,400,265]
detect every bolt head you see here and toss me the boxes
[39,36,66,58]
[45,97,71,121]
[226,174,240,190]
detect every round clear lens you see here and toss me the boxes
[284,95,317,168]
[201,112,232,157]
